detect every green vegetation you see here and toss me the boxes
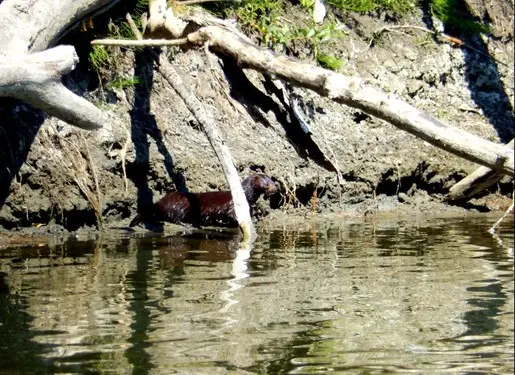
[105,77,142,90]
[296,22,347,71]
[105,0,148,40]
[86,0,149,90]
[231,0,286,44]
[316,53,345,71]
[89,45,112,75]
[214,0,419,71]
[211,0,490,72]
[327,0,415,13]
[430,0,490,34]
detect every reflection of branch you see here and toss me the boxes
[219,245,251,316]
[488,185,514,256]
[490,229,514,259]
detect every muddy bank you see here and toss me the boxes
[0,4,513,234]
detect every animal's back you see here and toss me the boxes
[196,191,237,227]
[155,192,196,225]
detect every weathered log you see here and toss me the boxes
[0,0,119,53]
[447,139,514,201]
[185,26,514,177]
[0,0,119,129]
[0,46,105,130]
[128,8,257,241]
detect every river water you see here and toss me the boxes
[0,215,513,374]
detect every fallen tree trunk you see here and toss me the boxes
[186,27,514,177]
[0,0,119,129]
[447,139,514,202]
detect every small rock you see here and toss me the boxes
[406,81,423,96]
[398,192,410,203]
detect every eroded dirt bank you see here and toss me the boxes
[0,4,513,235]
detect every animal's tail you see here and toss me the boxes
[129,214,142,227]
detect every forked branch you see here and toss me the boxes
[0,45,107,130]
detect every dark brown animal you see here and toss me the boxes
[129,174,277,228]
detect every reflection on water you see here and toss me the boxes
[0,216,513,374]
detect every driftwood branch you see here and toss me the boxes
[0,0,120,53]
[0,46,106,130]
[91,38,188,47]
[185,26,514,177]
[489,197,514,234]
[146,0,188,39]
[0,0,119,130]
[127,10,257,241]
[448,139,514,201]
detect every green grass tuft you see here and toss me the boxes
[89,45,112,73]
[430,0,490,34]
[105,76,142,91]
[317,53,345,71]
[232,0,286,44]
[327,0,416,14]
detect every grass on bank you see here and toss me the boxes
[86,0,149,89]
[216,0,490,68]
[326,0,415,14]
[86,0,491,79]
[430,0,491,34]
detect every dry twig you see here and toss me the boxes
[91,38,188,47]
[489,191,514,234]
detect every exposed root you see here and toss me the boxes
[278,167,301,210]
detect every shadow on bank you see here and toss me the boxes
[420,0,514,143]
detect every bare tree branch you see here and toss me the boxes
[186,26,514,176]
[0,0,118,130]
[0,0,119,53]
[91,38,188,47]
[0,45,106,130]
[448,139,514,201]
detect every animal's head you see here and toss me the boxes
[242,174,277,202]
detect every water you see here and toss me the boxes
[0,216,513,374]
